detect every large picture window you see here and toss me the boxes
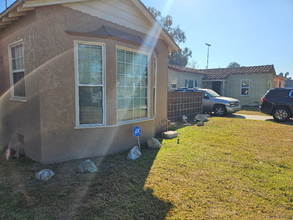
[117,48,148,122]
[77,43,104,125]
[10,42,25,98]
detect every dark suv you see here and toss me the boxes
[259,88,293,122]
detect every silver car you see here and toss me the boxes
[201,88,241,116]
[175,88,241,116]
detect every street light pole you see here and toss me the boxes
[205,43,211,69]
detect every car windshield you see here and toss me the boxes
[205,89,220,97]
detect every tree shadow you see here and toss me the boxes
[0,147,172,220]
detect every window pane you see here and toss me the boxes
[91,72,102,85]
[117,62,125,73]
[117,74,126,87]
[79,71,90,84]
[188,80,193,88]
[126,51,133,63]
[11,46,15,59]
[241,88,249,95]
[117,110,126,121]
[134,53,140,65]
[194,80,198,87]
[13,72,25,97]
[79,86,103,124]
[117,99,126,110]
[242,80,249,87]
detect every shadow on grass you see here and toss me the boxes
[0,146,172,220]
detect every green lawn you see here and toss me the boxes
[0,118,292,219]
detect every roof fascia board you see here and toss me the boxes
[131,0,179,53]
[9,10,26,17]
[2,16,19,21]
[17,4,35,11]
[22,0,88,8]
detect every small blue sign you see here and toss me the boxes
[133,126,141,137]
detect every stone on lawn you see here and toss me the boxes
[78,159,97,173]
[35,169,55,181]
[147,138,161,148]
[127,146,141,160]
[195,114,209,122]
[161,131,178,139]
[197,121,204,126]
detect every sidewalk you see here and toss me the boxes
[229,114,273,121]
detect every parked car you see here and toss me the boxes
[259,87,293,122]
[174,88,241,116]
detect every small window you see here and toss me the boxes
[241,80,250,96]
[9,42,25,99]
[268,81,271,90]
[171,79,177,89]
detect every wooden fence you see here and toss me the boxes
[167,91,203,122]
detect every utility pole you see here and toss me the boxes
[205,43,211,69]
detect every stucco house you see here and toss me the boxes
[274,73,287,88]
[168,65,276,105]
[0,0,179,163]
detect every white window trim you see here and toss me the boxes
[8,39,26,102]
[74,40,106,128]
[240,79,250,96]
[153,55,157,117]
[116,45,151,124]
[170,78,177,90]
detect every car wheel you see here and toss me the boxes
[213,105,227,116]
[273,107,290,122]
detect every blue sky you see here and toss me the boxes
[1,0,292,76]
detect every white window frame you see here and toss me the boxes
[268,80,272,90]
[240,79,250,96]
[8,39,26,102]
[170,78,177,90]
[74,40,105,127]
[153,55,157,116]
[116,45,150,124]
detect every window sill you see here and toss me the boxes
[74,117,156,129]
[10,97,27,102]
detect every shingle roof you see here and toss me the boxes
[168,65,276,80]
[168,65,208,75]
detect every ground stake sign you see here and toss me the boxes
[133,126,141,149]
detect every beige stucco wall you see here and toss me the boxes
[168,69,204,91]
[225,73,274,105]
[0,9,42,161]
[0,4,169,163]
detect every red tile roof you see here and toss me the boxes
[168,65,276,80]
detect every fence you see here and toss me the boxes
[167,91,203,122]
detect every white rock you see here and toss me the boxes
[78,159,97,173]
[147,138,162,148]
[127,146,141,160]
[35,169,55,181]
[195,114,209,122]
[161,131,178,139]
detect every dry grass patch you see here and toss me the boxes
[237,106,267,115]
[0,118,292,219]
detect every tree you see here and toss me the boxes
[227,62,241,68]
[148,7,191,67]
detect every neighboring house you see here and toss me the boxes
[274,73,287,88]
[0,0,179,163]
[168,65,276,105]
